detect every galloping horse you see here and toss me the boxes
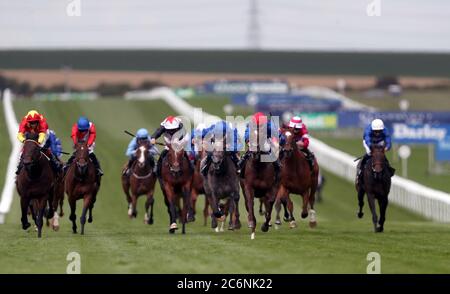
[276,129,319,228]
[190,148,210,225]
[356,144,393,232]
[45,160,65,231]
[240,132,279,239]
[16,137,54,238]
[65,142,101,234]
[203,142,241,232]
[121,141,157,224]
[159,139,193,234]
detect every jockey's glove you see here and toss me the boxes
[17,132,26,143]
[38,132,46,145]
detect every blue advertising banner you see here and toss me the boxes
[253,94,342,113]
[337,111,450,129]
[436,137,450,161]
[199,80,290,95]
[391,123,449,144]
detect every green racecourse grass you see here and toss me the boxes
[0,98,449,274]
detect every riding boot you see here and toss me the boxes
[357,154,371,186]
[63,154,76,175]
[157,149,168,178]
[302,148,315,171]
[237,151,250,177]
[49,152,62,174]
[123,157,136,176]
[89,153,104,176]
[200,152,212,176]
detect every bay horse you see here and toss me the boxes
[203,142,241,232]
[45,160,65,231]
[16,138,54,238]
[159,139,193,234]
[240,134,279,240]
[65,142,101,235]
[276,129,319,229]
[121,141,157,224]
[190,148,210,225]
[356,144,393,233]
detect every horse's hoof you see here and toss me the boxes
[309,221,317,228]
[357,212,364,219]
[283,217,290,222]
[376,227,384,233]
[215,227,219,233]
[261,223,269,232]
[187,215,195,223]
[72,230,77,234]
[301,212,308,219]
[169,228,176,234]
[250,232,255,240]
[170,223,178,230]
[148,218,154,225]
[88,217,93,223]
[22,223,31,230]
[275,220,282,226]
[289,221,297,229]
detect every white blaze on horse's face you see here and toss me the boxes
[138,146,146,164]
[285,131,292,138]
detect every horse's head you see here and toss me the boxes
[74,142,90,176]
[371,144,386,179]
[135,141,151,169]
[281,129,295,157]
[211,141,225,173]
[22,139,42,172]
[167,141,184,175]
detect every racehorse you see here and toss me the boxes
[356,144,393,232]
[203,142,241,232]
[190,148,210,225]
[45,160,65,231]
[121,141,157,224]
[16,137,54,238]
[159,139,193,234]
[240,132,279,239]
[65,141,101,235]
[276,129,319,229]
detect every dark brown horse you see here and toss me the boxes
[277,129,319,229]
[46,161,65,231]
[190,148,210,225]
[16,139,54,238]
[159,140,193,234]
[356,145,393,233]
[121,141,157,224]
[240,136,279,239]
[65,142,101,235]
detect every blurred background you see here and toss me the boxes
[0,0,449,273]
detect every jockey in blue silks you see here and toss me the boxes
[43,129,63,159]
[238,112,281,176]
[123,128,159,176]
[356,118,395,185]
[189,123,211,163]
[200,120,241,176]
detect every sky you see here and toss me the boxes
[0,0,449,52]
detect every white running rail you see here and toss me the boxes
[0,89,20,224]
[153,86,450,223]
[309,139,450,223]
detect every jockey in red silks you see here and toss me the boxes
[280,116,315,170]
[64,116,103,176]
[151,116,192,177]
[16,110,61,174]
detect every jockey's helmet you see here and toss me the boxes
[136,128,149,139]
[252,112,268,125]
[288,116,303,129]
[26,110,41,123]
[161,116,181,130]
[371,119,384,132]
[77,117,90,131]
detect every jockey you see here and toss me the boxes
[238,112,281,176]
[43,129,63,159]
[357,118,394,184]
[64,116,103,176]
[151,116,191,177]
[123,128,159,176]
[16,110,61,174]
[280,116,315,170]
[200,120,241,176]
[189,123,210,163]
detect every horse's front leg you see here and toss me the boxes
[244,185,256,239]
[36,197,47,238]
[357,188,365,218]
[366,193,378,233]
[80,194,92,235]
[144,190,155,225]
[377,197,388,233]
[20,197,31,230]
[69,196,77,234]
[164,187,178,234]
[181,185,191,234]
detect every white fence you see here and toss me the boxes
[310,139,450,223]
[0,89,20,224]
[156,87,450,223]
